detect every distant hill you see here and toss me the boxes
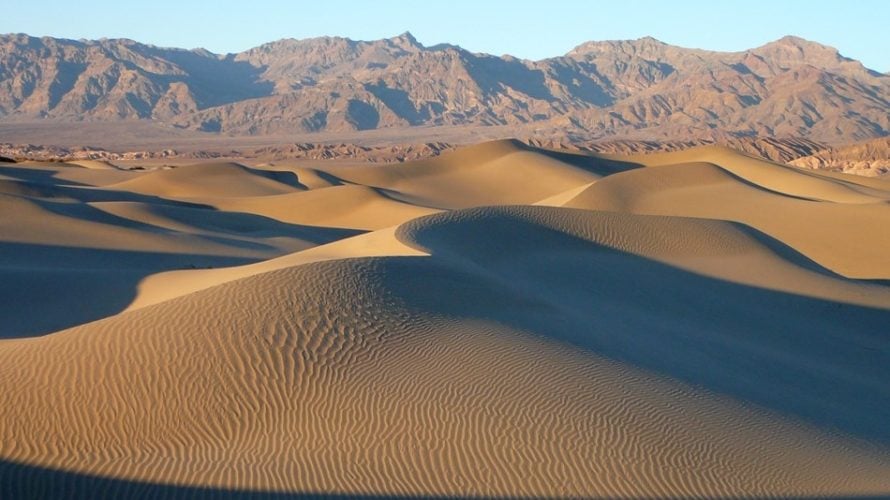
[0,32,887,142]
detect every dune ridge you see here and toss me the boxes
[2,139,890,497]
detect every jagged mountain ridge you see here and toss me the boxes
[0,32,887,142]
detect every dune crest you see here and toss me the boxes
[2,140,890,497]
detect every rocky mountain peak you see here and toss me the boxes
[753,35,849,69]
[389,31,422,49]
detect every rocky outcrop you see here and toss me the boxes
[787,137,890,176]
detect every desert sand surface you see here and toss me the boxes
[2,139,890,497]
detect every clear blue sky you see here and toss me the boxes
[3,0,888,72]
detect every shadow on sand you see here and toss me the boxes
[0,457,887,499]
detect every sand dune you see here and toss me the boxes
[567,154,890,278]
[212,185,441,231]
[127,226,428,311]
[110,162,305,198]
[0,162,353,336]
[323,140,633,209]
[2,139,890,497]
[65,159,119,170]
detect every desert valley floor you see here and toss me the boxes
[1,139,890,497]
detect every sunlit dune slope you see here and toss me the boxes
[2,140,890,497]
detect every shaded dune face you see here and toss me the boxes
[1,140,890,497]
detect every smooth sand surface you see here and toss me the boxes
[2,139,890,497]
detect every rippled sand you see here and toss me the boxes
[2,140,890,497]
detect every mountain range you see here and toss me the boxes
[0,32,887,142]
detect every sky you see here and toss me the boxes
[3,0,888,72]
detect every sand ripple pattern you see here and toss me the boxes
[3,143,890,497]
[0,213,889,496]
